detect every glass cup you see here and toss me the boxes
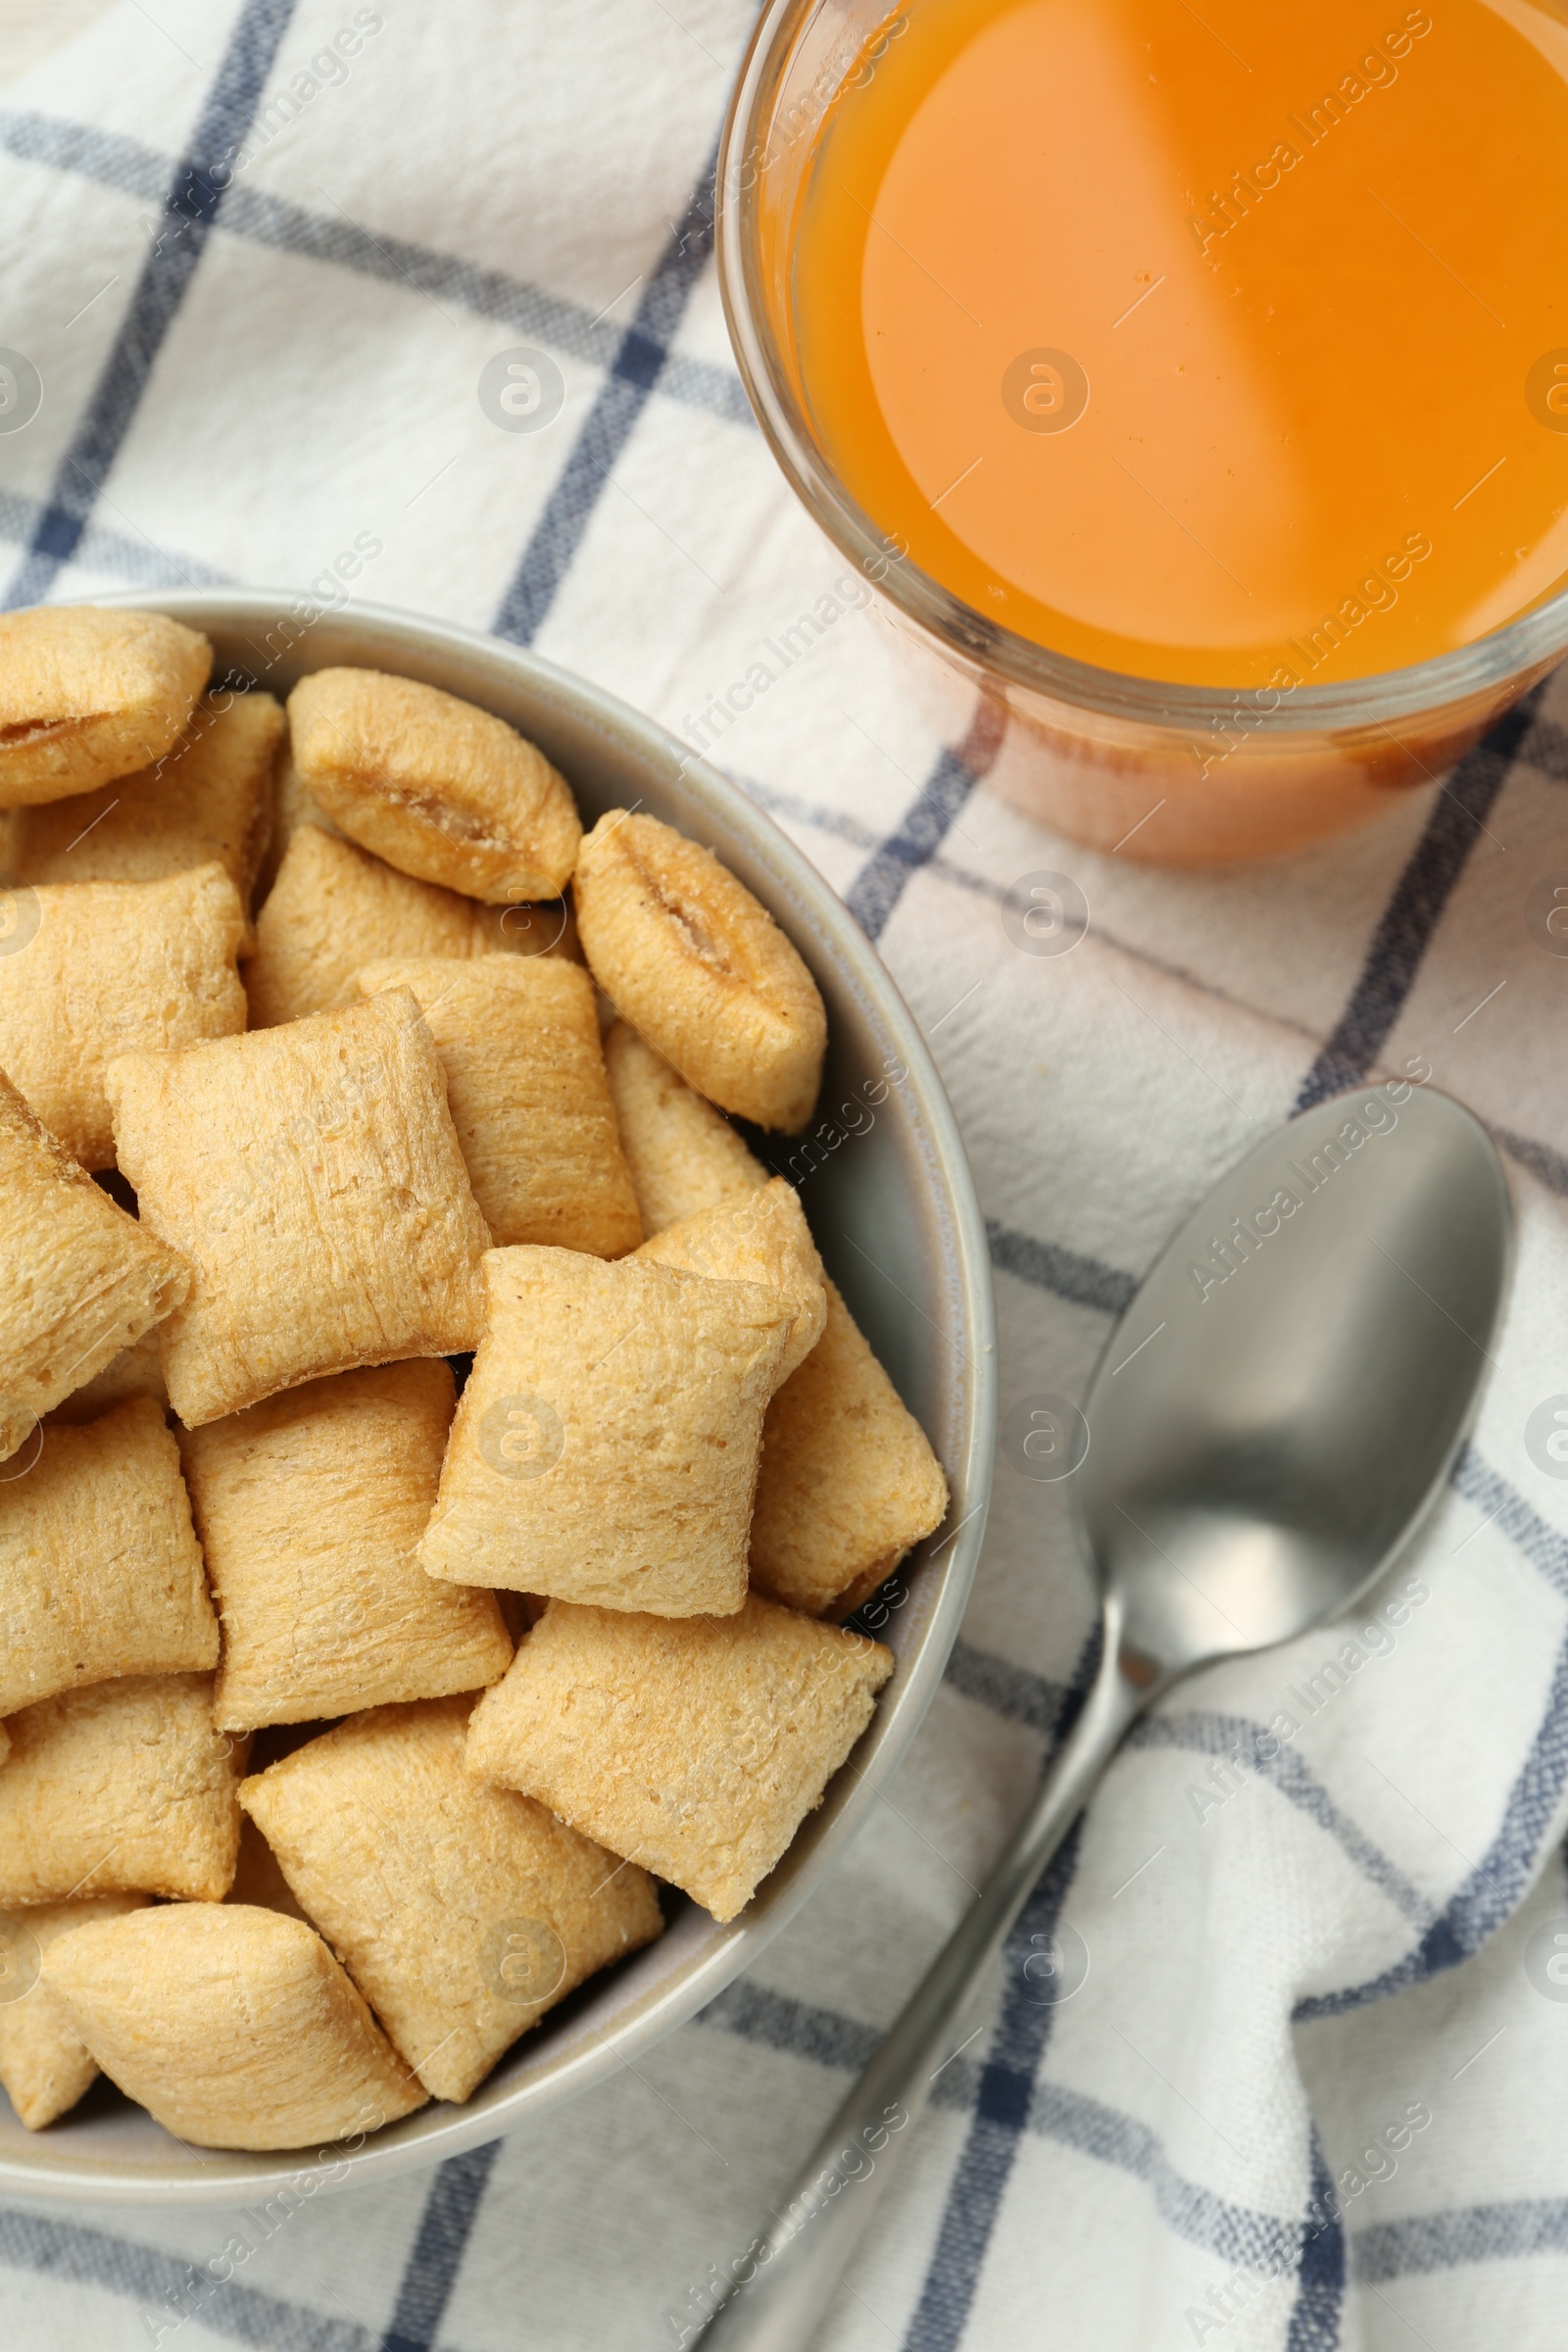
[715,0,1568,865]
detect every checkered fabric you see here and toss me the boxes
[4,5,1568,2348]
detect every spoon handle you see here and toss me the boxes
[690,1616,1147,2350]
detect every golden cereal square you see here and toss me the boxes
[240,1696,663,2101]
[105,989,491,1426]
[603,1022,767,1236]
[466,1598,893,1921]
[636,1178,826,1384]
[0,1394,218,1717]
[0,863,248,1169]
[750,1279,951,1616]
[8,692,283,906]
[0,1895,149,2130]
[287,667,581,902]
[0,608,211,808]
[354,955,641,1255]
[0,1072,187,1460]
[180,1360,513,1729]
[40,1903,427,2150]
[245,823,569,1028]
[574,811,825,1133]
[0,1675,247,1905]
[419,1247,791,1615]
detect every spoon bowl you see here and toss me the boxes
[1082,1078,1513,1677]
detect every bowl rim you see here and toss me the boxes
[0,588,997,2205]
[715,0,1568,734]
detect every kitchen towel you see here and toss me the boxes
[2,5,1568,2348]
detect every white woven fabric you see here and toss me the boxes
[3,6,1568,2348]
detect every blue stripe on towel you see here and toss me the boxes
[694,1982,1303,2273]
[1133,1712,1433,1927]
[1456,1444,1568,1600]
[1494,1125,1568,1200]
[902,1819,1087,2352]
[1296,1451,1568,2024]
[734,773,886,852]
[901,1621,1102,2352]
[0,107,752,433]
[490,145,722,648]
[383,2142,501,2352]
[1294,693,1540,1109]
[1027,2082,1299,2274]
[0,2202,381,2351]
[2,0,301,608]
[742,770,1568,1219]
[0,107,170,198]
[711,1997,1298,2268]
[942,1638,1075,1740]
[698,1979,882,2078]
[985,1220,1139,1319]
[844,703,1006,942]
[1286,2129,1347,2351]
[0,484,230,588]
[1353,2194,1568,2281]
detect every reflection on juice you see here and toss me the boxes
[790,0,1568,691]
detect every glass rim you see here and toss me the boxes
[715,0,1568,737]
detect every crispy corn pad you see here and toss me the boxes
[0,1675,247,1905]
[105,989,491,1426]
[40,1903,427,2150]
[180,1361,512,1729]
[419,1247,790,1614]
[0,1395,218,1717]
[287,667,581,902]
[0,608,211,808]
[466,1598,893,1921]
[636,1178,825,1384]
[574,810,826,1133]
[246,823,568,1027]
[241,1696,663,2101]
[0,1071,187,1461]
[0,863,247,1169]
[8,692,283,906]
[602,1022,769,1236]
[749,1277,950,1616]
[355,955,641,1255]
[0,1895,149,2130]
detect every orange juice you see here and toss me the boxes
[786,0,1568,690]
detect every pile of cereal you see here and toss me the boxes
[0,608,949,2151]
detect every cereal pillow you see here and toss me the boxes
[0,607,210,807]
[419,1247,790,1615]
[106,989,491,1425]
[288,668,580,902]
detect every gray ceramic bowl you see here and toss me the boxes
[0,591,995,2206]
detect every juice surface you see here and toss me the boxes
[789,0,1568,688]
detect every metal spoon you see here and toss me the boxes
[694,1080,1511,2349]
